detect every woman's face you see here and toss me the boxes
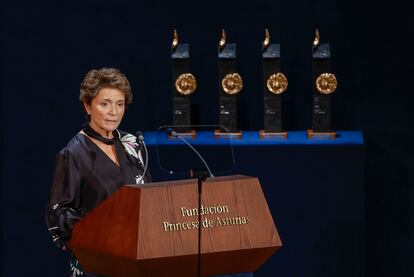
[84,87,126,137]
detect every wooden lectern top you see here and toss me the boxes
[71,175,281,277]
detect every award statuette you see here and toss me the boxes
[259,29,288,138]
[308,29,337,138]
[171,30,197,136]
[215,30,243,138]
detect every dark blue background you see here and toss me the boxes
[1,0,413,276]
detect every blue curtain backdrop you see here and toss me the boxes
[1,0,413,276]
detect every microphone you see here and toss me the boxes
[135,131,145,141]
[165,128,176,137]
[166,128,215,178]
[135,131,149,184]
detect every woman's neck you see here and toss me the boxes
[81,123,117,145]
[89,123,113,139]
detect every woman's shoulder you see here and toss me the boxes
[56,133,89,157]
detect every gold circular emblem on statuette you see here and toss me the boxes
[175,73,197,95]
[221,73,243,95]
[316,73,337,94]
[267,73,288,94]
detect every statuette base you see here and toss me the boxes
[168,129,197,139]
[214,129,242,139]
[307,129,336,139]
[259,130,288,139]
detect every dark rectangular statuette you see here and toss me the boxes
[260,29,288,138]
[216,30,243,137]
[309,29,337,138]
[171,30,197,134]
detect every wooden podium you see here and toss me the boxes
[70,175,282,277]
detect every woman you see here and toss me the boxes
[45,67,150,277]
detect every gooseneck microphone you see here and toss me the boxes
[135,131,149,184]
[166,128,215,178]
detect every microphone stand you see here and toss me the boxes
[191,169,209,277]
[135,131,149,184]
[167,128,214,277]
